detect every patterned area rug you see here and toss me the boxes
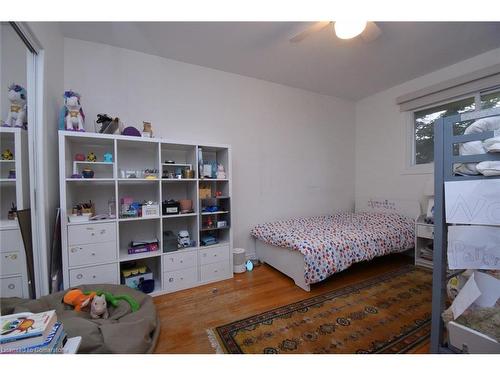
[208,265,432,354]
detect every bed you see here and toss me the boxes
[251,198,419,291]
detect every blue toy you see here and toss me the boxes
[103,152,113,163]
[246,260,254,272]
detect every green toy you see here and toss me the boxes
[84,290,140,312]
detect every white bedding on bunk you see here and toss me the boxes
[454,116,500,176]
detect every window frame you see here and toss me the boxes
[402,90,495,175]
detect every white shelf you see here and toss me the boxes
[67,218,116,226]
[201,211,229,215]
[200,226,230,231]
[118,216,161,222]
[66,178,115,182]
[0,219,18,229]
[162,163,192,167]
[0,178,16,183]
[119,248,162,262]
[199,241,230,249]
[0,159,15,163]
[74,161,113,165]
[161,178,197,182]
[162,212,197,219]
[59,131,232,298]
[117,178,159,182]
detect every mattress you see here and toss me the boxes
[251,212,415,284]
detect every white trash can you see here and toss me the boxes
[233,248,246,273]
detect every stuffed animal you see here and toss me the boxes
[62,90,85,131]
[216,164,226,179]
[90,294,109,319]
[86,290,140,312]
[2,149,13,160]
[3,84,27,129]
[86,152,97,162]
[63,289,96,312]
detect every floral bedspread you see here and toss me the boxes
[251,212,415,285]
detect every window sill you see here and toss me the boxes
[401,163,434,176]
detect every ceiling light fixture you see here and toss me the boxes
[334,21,367,39]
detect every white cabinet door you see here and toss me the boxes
[1,276,24,297]
[163,267,198,292]
[163,250,197,272]
[68,241,117,267]
[68,222,116,245]
[200,261,231,283]
[199,245,230,265]
[69,263,118,287]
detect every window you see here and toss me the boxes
[411,88,500,166]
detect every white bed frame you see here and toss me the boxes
[255,198,421,292]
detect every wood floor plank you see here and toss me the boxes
[153,253,429,354]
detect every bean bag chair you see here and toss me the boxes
[1,284,160,354]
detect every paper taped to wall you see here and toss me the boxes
[448,225,500,269]
[451,273,482,319]
[445,180,500,225]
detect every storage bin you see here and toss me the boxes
[448,321,500,353]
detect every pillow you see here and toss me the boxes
[476,161,500,176]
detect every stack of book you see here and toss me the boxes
[0,310,67,354]
[128,239,159,254]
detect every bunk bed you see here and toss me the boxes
[431,107,500,353]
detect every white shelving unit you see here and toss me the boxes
[0,127,30,298]
[58,130,233,296]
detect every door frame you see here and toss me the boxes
[10,22,49,297]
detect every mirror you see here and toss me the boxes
[0,22,35,299]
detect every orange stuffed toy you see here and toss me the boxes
[63,289,96,312]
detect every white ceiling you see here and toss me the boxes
[60,22,500,100]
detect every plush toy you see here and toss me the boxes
[3,84,27,129]
[61,90,85,131]
[86,290,140,312]
[63,289,96,312]
[2,149,13,160]
[216,164,226,179]
[86,152,97,162]
[90,294,109,319]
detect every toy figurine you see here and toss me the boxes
[90,294,109,319]
[2,149,13,160]
[61,90,85,131]
[74,153,85,161]
[87,152,97,162]
[142,121,153,138]
[216,164,226,179]
[178,230,191,248]
[3,84,27,129]
[103,152,113,163]
[8,169,15,179]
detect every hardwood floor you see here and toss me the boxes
[153,253,430,354]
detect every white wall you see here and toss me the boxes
[355,47,500,212]
[63,38,356,255]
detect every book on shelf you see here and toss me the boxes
[2,322,67,354]
[0,310,58,351]
[128,239,159,254]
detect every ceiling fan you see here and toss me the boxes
[289,21,381,43]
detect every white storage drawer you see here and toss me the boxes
[68,241,117,267]
[163,250,197,272]
[1,276,24,298]
[163,267,198,292]
[68,222,116,246]
[417,224,434,239]
[69,263,118,287]
[0,229,23,253]
[0,251,25,276]
[200,261,230,282]
[199,245,230,266]
[448,321,500,353]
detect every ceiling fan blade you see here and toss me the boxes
[361,22,381,42]
[289,21,331,43]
